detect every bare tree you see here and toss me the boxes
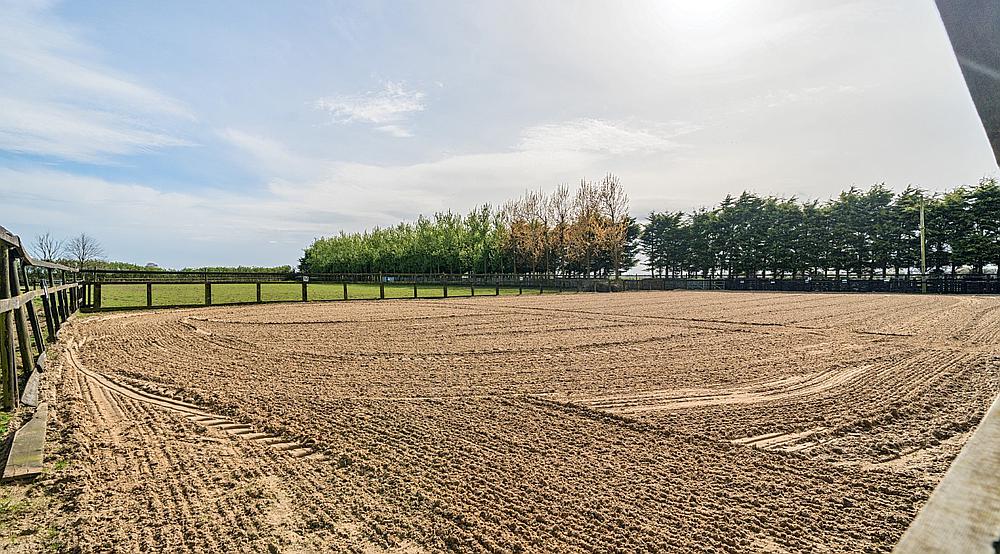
[599,173,630,279]
[66,233,106,270]
[31,232,65,261]
[549,184,572,274]
[569,179,601,277]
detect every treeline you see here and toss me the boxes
[179,265,293,273]
[642,179,1000,278]
[300,177,1000,278]
[300,174,638,276]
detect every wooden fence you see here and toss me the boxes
[0,225,82,410]
[79,269,1000,311]
[80,270,602,310]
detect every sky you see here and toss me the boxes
[2,0,998,268]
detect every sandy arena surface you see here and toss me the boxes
[14,291,1000,552]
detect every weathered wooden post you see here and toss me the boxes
[301,276,309,302]
[40,286,55,341]
[379,273,384,299]
[9,259,34,373]
[256,282,262,303]
[413,280,418,299]
[93,283,102,311]
[495,275,500,296]
[53,288,64,325]
[342,282,348,300]
[47,268,60,325]
[204,283,212,306]
[0,246,19,410]
[443,274,448,298]
[146,283,153,307]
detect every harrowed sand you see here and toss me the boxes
[29,291,1000,552]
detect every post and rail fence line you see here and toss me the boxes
[0,225,82,411]
[76,268,1000,311]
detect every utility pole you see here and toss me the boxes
[920,201,927,294]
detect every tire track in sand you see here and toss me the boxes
[66,338,327,462]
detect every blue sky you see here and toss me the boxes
[2,0,997,268]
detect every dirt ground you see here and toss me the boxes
[4,291,999,553]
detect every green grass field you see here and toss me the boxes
[93,282,570,309]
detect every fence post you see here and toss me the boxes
[204,283,212,306]
[495,275,500,296]
[343,282,348,301]
[49,288,61,331]
[40,289,54,341]
[56,289,65,322]
[443,275,448,298]
[413,281,418,299]
[379,273,384,299]
[302,280,308,302]
[256,282,262,303]
[146,283,153,307]
[94,283,102,311]
[8,259,33,374]
[25,301,43,356]
[0,246,19,410]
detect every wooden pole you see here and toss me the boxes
[40,287,55,341]
[9,259,33,373]
[94,283,102,311]
[256,282,262,303]
[146,283,153,307]
[204,283,212,306]
[58,289,67,321]
[920,201,928,294]
[301,281,308,302]
[0,247,19,410]
[379,273,384,299]
[342,282,348,301]
[25,301,44,356]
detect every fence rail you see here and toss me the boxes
[78,269,1000,311]
[1,225,83,411]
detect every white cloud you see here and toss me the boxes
[0,96,192,163]
[374,124,414,138]
[0,1,192,162]
[518,119,693,155]
[217,128,324,179]
[314,81,424,137]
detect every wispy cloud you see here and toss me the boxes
[518,119,697,155]
[314,81,424,137]
[217,128,323,179]
[0,1,193,163]
[374,124,414,138]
